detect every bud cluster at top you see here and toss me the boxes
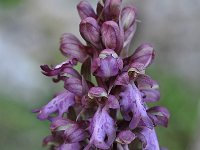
[34,0,170,150]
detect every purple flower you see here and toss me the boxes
[128,44,155,74]
[50,119,87,143]
[92,49,123,78]
[116,130,135,145]
[85,107,116,149]
[35,0,170,149]
[34,90,75,120]
[119,82,153,129]
[138,128,160,150]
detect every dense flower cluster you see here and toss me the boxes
[34,0,170,149]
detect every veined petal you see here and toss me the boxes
[136,74,160,102]
[34,90,75,120]
[119,82,153,129]
[51,119,87,143]
[147,106,170,127]
[86,107,116,149]
[139,128,160,150]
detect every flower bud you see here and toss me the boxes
[121,6,136,31]
[101,21,124,54]
[108,0,122,21]
[96,0,122,21]
[128,44,155,74]
[80,17,101,48]
[92,49,123,78]
[60,33,87,63]
[121,6,137,56]
[77,0,97,20]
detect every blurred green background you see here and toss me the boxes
[0,0,200,150]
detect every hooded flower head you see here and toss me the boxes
[35,0,170,149]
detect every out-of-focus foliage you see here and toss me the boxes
[0,0,22,8]
[148,68,198,150]
[0,94,49,150]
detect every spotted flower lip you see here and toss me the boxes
[34,90,75,120]
[35,0,170,149]
[85,107,116,150]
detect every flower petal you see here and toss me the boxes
[41,59,77,77]
[147,106,170,127]
[139,128,160,150]
[128,44,155,73]
[119,82,153,129]
[87,107,116,149]
[35,90,75,120]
